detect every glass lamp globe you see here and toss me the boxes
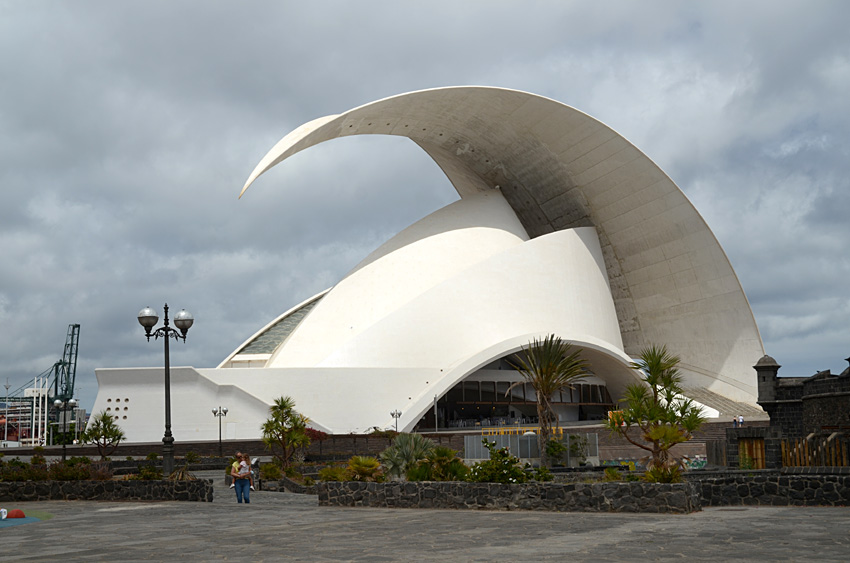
[174,309,194,334]
[137,307,159,329]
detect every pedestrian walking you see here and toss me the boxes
[231,452,251,503]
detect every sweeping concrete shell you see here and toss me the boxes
[92,87,764,441]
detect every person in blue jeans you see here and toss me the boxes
[231,453,251,503]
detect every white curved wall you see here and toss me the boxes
[270,191,626,376]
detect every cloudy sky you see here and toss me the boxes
[1,1,849,411]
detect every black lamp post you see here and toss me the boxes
[212,406,228,458]
[52,398,78,461]
[138,303,193,476]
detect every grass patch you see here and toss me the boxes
[23,510,54,521]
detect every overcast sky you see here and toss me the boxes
[2,1,849,411]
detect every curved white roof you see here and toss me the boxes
[241,86,764,404]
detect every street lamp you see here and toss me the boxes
[390,409,402,432]
[53,398,78,461]
[4,378,9,446]
[212,406,228,457]
[138,303,194,476]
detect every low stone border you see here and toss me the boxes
[699,474,850,506]
[318,481,701,513]
[0,479,214,502]
[261,476,317,495]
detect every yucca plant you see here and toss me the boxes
[379,433,435,480]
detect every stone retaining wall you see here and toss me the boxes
[699,474,850,507]
[0,479,214,502]
[318,481,701,513]
[261,476,318,495]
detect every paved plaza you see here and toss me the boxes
[1,472,849,561]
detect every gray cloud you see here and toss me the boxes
[2,1,849,411]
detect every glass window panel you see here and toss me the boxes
[525,383,536,403]
[496,381,510,402]
[509,382,524,402]
[480,381,496,402]
[463,381,479,402]
[447,383,463,403]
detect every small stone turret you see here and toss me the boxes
[754,354,781,404]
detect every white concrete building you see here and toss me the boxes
[92,87,765,442]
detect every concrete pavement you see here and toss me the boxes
[1,471,848,561]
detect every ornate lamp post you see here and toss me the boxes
[390,409,402,432]
[52,398,78,461]
[138,304,194,476]
[4,378,9,445]
[212,406,228,457]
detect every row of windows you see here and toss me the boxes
[106,398,130,402]
[443,381,612,405]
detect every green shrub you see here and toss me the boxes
[126,456,135,461]
[379,433,435,479]
[406,446,468,482]
[739,450,754,470]
[466,440,528,484]
[283,464,301,478]
[368,427,399,439]
[303,476,315,487]
[146,452,160,461]
[0,463,49,481]
[89,461,113,481]
[318,465,350,482]
[348,456,383,482]
[603,467,623,482]
[260,463,283,480]
[31,453,47,466]
[642,466,682,483]
[137,464,163,480]
[184,451,200,464]
[48,460,91,481]
[530,464,553,482]
[68,456,92,466]
[545,440,568,465]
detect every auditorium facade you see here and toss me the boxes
[92,87,765,442]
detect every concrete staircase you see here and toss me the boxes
[682,387,768,420]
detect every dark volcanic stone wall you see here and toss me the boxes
[699,474,850,507]
[318,481,701,514]
[0,479,214,502]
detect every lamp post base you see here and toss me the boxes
[162,436,175,476]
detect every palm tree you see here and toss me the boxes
[261,396,311,468]
[605,344,705,480]
[507,334,590,467]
